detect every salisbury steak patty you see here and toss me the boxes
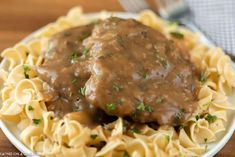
[38,17,199,126]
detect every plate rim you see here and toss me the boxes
[0,11,234,157]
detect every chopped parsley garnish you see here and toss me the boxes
[68,91,73,97]
[205,114,217,123]
[179,124,186,130]
[146,105,154,113]
[129,127,140,134]
[23,64,30,79]
[131,112,138,120]
[175,108,186,122]
[176,72,184,79]
[90,134,98,140]
[71,78,77,84]
[156,53,167,67]
[123,151,130,157]
[204,138,208,152]
[180,108,186,113]
[79,87,86,96]
[106,103,116,111]
[105,51,113,57]
[28,105,34,111]
[170,31,184,39]
[199,72,207,83]
[143,73,150,79]
[202,101,212,108]
[117,99,124,105]
[32,118,42,125]
[116,36,124,45]
[112,83,123,92]
[195,114,203,121]
[70,53,78,64]
[137,102,145,112]
[166,135,170,142]
[82,48,89,57]
[136,102,153,113]
[64,32,71,37]
[156,96,165,104]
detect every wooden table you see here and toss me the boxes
[0,0,234,156]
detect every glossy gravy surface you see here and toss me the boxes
[37,17,199,127]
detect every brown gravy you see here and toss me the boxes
[37,17,199,127]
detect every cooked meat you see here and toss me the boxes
[37,17,199,126]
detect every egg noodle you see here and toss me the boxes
[0,7,235,157]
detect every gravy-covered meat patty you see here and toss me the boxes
[37,17,199,126]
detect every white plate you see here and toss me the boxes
[0,12,234,157]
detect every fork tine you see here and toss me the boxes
[119,0,149,12]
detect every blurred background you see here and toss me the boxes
[0,0,234,157]
[0,0,124,52]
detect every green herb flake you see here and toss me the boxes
[205,114,217,123]
[70,53,78,64]
[64,32,71,37]
[156,53,168,68]
[112,83,123,92]
[137,102,145,112]
[176,72,184,79]
[199,72,207,83]
[106,103,116,111]
[82,47,89,57]
[180,108,186,113]
[179,124,186,130]
[90,134,98,140]
[71,78,77,84]
[23,64,30,79]
[146,105,154,113]
[204,138,208,152]
[28,105,34,111]
[80,87,86,96]
[116,36,124,45]
[32,118,42,125]
[156,96,165,104]
[69,91,73,97]
[105,51,113,57]
[175,108,186,122]
[117,99,124,105]
[170,31,184,39]
[195,115,200,121]
[166,135,170,142]
[129,127,140,134]
[123,151,130,157]
[143,73,150,79]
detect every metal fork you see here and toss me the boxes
[119,0,214,46]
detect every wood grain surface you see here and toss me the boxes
[0,0,234,156]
